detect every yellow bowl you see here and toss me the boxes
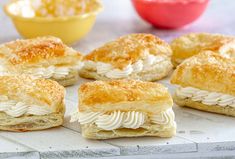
[4,2,102,44]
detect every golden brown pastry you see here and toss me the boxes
[0,36,83,86]
[171,33,235,66]
[171,51,235,116]
[79,34,173,81]
[70,79,176,139]
[0,75,65,131]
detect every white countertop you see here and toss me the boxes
[0,0,235,159]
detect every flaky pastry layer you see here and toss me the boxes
[78,79,173,113]
[79,58,173,81]
[0,112,64,131]
[0,36,83,72]
[81,123,176,139]
[171,51,235,96]
[0,75,65,113]
[171,33,235,66]
[83,33,172,69]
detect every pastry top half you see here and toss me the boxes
[79,79,173,114]
[171,51,235,96]
[83,33,172,69]
[0,36,83,72]
[171,33,235,65]
[0,75,65,116]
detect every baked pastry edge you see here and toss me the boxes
[81,124,176,139]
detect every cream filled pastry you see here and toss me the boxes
[70,79,176,139]
[79,34,173,81]
[171,51,235,117]
[171,33,235,67]
[0,36,83,86]
[0,75,65,131]
[175,87,235,107]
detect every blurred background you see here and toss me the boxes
[0,0,235,53]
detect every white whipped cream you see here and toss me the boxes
[26,65,80,79]
[176,87,235,107]
[0,64,81,79]
[150,108,175,125]
[122,111,145,129]
[70,108,175,130]
[0,95,53,117]
[70,111,103,124]
[82,54,166,79]
[96,111,125,130]
[105,65,133,79]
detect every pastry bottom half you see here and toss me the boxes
[0,112,64,132]
[0,100,65,132]
[79,60,173,82]
[52,70,78,86]
[81,123,176,139]
[174,95,235,117]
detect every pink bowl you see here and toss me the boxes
[132,0,209,29]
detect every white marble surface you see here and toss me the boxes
[1,0,235,159]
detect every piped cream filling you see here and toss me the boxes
[70,108,175,131]
[26,65,79,79]
[0,65,82,79]
[0,95,53,117]
[82,54,166,79]
[176,87,235,107]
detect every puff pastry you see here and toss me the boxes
[171,51,235,116]
[0,75,65,131]
[70,79,176,139]
[0,36,83,86]
[79,34,173,81]
[171,33,235,66]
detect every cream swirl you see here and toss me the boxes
[5,102,28,117]
[105,65,133,79]
[27,65,78,79]
[52,67,70,79]
[143,54,165,68]
[82,54,166,79]
[176,87,235,107]
[95,111,125,130]
[132,60,144,73]
[96,62,113,75]
[83,60,97,71]
[122,111,145,129]
[0,64,81,79]
[0,95,53,117]
[27,105,53,115]
[150,108,175,125]
[71,108,175,130]
[70,111,104,124]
